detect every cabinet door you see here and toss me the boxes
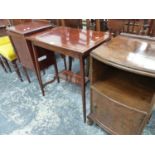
[92,89,147,134]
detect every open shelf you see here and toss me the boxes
[91,68,155,113]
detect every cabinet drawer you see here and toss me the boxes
[91,89,147,134]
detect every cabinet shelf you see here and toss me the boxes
[88,35,155,134]
[91,69,155,113]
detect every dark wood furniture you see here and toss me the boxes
[88,33,155,134]
[6,21,60,94]
[0,55,8,72]
[26,26,110,122]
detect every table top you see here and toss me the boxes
[6,21,52,35]
[91,33,155,77]
[26,27,110,55]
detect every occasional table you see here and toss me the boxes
[26,26,110,122]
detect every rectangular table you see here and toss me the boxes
[27,26,110,122]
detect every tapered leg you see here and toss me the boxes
[35,67,45,96]
[3,57,12,72]
[0,56,8,73]
[12,60,23,82]
[53,61,60,83]
[23,66,31,83]
[69,56,72,71]
[32,44,45,96]
[80,56,86,123]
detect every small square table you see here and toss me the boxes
[27,26,110,122]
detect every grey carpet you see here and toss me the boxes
[0,56,155,135]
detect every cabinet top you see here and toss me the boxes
[91,33,155,77]
[6,21,52,35]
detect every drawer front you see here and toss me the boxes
[91,89,147,134]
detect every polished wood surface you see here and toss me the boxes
[91,33,155,77]
[27,27,110,56]
[7,21,52,35]
[27,26,110,122]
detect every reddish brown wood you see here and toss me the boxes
[0,56,8,72]
[60,19,83,70]
[9,19,32,26]
[61,19,82,28]
[12,60,23,82]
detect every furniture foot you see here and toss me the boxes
[23,66,31,83]
[54,62,60,83]
[80,56,86,123]
[0,56,8,73]
[61,54,67,70]
[87,117,94,125]
[3,57,12,72]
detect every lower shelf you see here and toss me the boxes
[59,70,89,85]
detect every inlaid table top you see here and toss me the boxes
[26,26,110,56]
